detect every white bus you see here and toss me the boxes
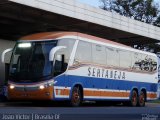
[1,32,158,106]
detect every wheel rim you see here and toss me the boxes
[132,91,137,106]
[72,88,80,105]
[139,93,145,106]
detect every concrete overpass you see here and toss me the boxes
[0,0,160,84]
[1,0,160,44]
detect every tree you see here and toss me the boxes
[100,0,160,53]
[134,43,160,53]
[132,0,158,23]
[100,0,159,25]
[100,0,133,17]
[154,15,160,27]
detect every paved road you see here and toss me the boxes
[0,102,159,120]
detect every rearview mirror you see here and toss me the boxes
[49,46,66,61]
[1,48,13,63]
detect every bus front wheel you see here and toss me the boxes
[130,90,138,107]
[70,86,82,107]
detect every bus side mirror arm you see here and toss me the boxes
[49,46,66,61]
[1,48,13,63]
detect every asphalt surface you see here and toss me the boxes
[0,101,159,120]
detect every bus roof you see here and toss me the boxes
[20,32,157,57]
[20,32,129,47]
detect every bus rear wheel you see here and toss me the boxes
[138,91,145,107]
[70,87,82,107]
[130,90,138,107]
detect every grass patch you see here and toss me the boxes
[149,100,160,103]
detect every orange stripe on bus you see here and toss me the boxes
[147,93,157,98]
[55,89,70,96]
[84,90,130,97]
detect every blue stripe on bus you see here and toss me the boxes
[55,75,157,92]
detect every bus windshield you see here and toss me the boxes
[9,40,58,82]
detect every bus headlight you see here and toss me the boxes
[39,85,45,90]
[10,85,15,89]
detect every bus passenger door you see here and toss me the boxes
[54,39,76,97]
[53,53,71,99]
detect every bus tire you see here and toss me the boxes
[130,90,138,107]
[70,86,82,107]
[138,91,145,107]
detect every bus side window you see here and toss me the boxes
[149,56,157,72]
[54,52,67,75]
[74,41,92,64]
[132,52,142,71]
[106,47,119,68]
[10,55,20,73]
[54,39,75,76]
[141,54,151,71]
[132,53,157,72]
[119,50,132,69]
[92,44,106,65]
[141,55,158,72]
[58,39,75,66]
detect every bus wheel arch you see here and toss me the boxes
[130,88,138,107]
[70,84,83,107]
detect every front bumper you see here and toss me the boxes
[8,86,54,100]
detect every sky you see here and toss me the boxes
[77,0,99,7]
[77,0,160,8]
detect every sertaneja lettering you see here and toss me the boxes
[88,67,126,80]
